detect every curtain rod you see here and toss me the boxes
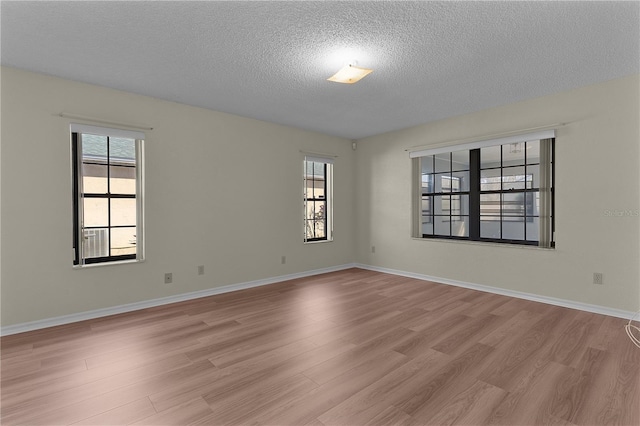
[299,150,338,158]
[405,122,566,152]
[58,113,154,131]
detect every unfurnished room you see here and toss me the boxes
[1,1,639,425]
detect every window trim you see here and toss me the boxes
[409,129,555,158]
[412,134,555,248]
[303,155,334,243]
[71,124,145,266]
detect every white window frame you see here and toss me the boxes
[303,155,334,243]
[71,124,145,266]
[411,130,555,248]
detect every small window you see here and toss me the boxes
[71,124,144,265]
[303,156,333,242]
[413,134,554,247]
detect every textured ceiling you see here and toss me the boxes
[1,1,638,139]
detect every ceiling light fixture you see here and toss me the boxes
[327,64,373,84]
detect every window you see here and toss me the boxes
[412,131,554,247]
[420,151,470,237]
[303,155,333,242]
[72,124,144,265]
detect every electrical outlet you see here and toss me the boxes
[593,272,603,285]
[164,273,173,284]
[198,265,204,275]
[371,245,376,253]
[281,256,286,264]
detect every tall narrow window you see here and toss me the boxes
[72,124,144,265]
[303,155,333,242]
[412,131,554,247]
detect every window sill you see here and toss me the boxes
[304,239,334,245]
[73,258,145,269]
[411,237,554,251]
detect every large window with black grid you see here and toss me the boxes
[412,132,555,247]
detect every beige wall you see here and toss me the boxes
[0,67,355,326]
[2,67,638,328]
[355,74,640,312]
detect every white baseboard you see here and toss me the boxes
[0,263,357,336]
[355,263,637,320]
[3,262,634,336]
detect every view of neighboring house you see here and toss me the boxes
[79,134,137,258]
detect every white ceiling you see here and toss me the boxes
[1,1,638,139]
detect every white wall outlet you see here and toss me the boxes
[371,245,376,253]
[593,272,603,285]
[281,256,286,264]
[164,273,173,284]
[198,265,204,275]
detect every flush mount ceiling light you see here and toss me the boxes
[327,64,373,84]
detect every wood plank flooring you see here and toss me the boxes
[1,268,638,425]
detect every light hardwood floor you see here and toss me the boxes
[1,268,639,425]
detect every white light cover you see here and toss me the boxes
[327,65,373,84]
